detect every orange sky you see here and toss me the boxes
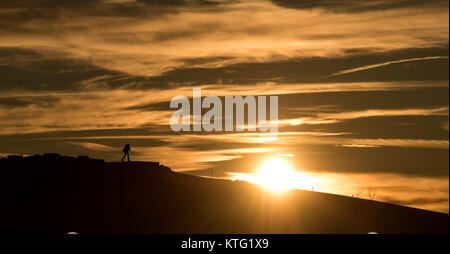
[0,0,448,212]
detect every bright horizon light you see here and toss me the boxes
[254,157,295,191]
[229,157,322,193]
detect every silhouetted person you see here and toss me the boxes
[122,144,131,162]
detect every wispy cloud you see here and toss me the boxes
[328,56,449,77]
[0,0,447,76]
[342,138,449,149]
[0,0,448,214]
[1,82,446,135]
[66,142,118,151]
[277,106,449,127]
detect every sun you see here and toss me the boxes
[254,157,295,191]
[229,156,322,192]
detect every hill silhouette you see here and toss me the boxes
[0,154,448,234]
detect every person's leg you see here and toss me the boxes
[122,152,126,162]
[127,151,130,162]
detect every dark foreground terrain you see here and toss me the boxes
[0,154,448,234]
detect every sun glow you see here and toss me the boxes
[254,158,294,191]
[230,157,321,192]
